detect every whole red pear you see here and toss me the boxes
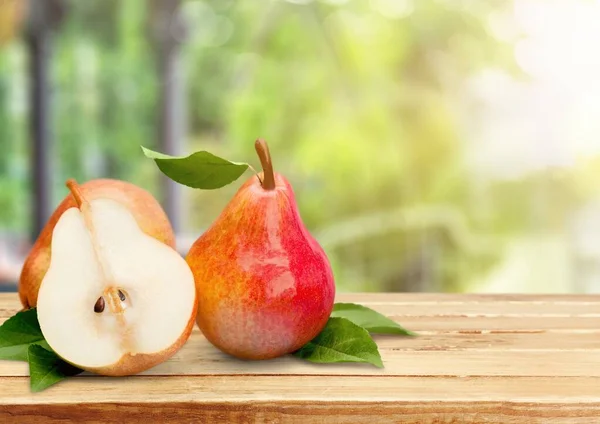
[186,139,335,360]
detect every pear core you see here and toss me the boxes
[36,198,196,370]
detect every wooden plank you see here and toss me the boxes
[3,308,597,331]
[2,293,600,422]
[2,402,599,424]
[1,293,600,377]
[346,302,600,316]
[337,293,600,302]
[3,293,600,319]
[107,345,600,378]
[3,331,599,377]
[389,316,600,331]
[0,376,599,423]
[2,333,599,378]
[2,375,600,403]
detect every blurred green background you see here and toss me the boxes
[1,0,600,294]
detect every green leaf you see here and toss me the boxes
[331,303,417,336]
[28,345,82,393]
[294,317,383,367]
[141,146,249,189]
[0,309,51,361]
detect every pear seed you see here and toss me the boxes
[94,297,105,313]
[118,290,126,302]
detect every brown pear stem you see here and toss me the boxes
[66,179,126,316]
[254,139,275,190]
[66,179,89,210]
[66,179,96,235]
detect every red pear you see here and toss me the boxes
[186,139,335,360]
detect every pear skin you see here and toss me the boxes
[19,179,175,309]
[187,140,335,360]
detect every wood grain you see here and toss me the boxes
[1,292,599,423]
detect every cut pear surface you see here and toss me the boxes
[37,197,196,372]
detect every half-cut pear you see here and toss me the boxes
[36,180,197,376]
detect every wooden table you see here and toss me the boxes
[0,293,599,423]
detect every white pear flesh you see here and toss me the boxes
[36,198,196,373]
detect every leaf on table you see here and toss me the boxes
[293,317,383,368]
[28,344,82,393]
[141,146,249,189]
[331,303,417,336]
[0,308,51,361]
